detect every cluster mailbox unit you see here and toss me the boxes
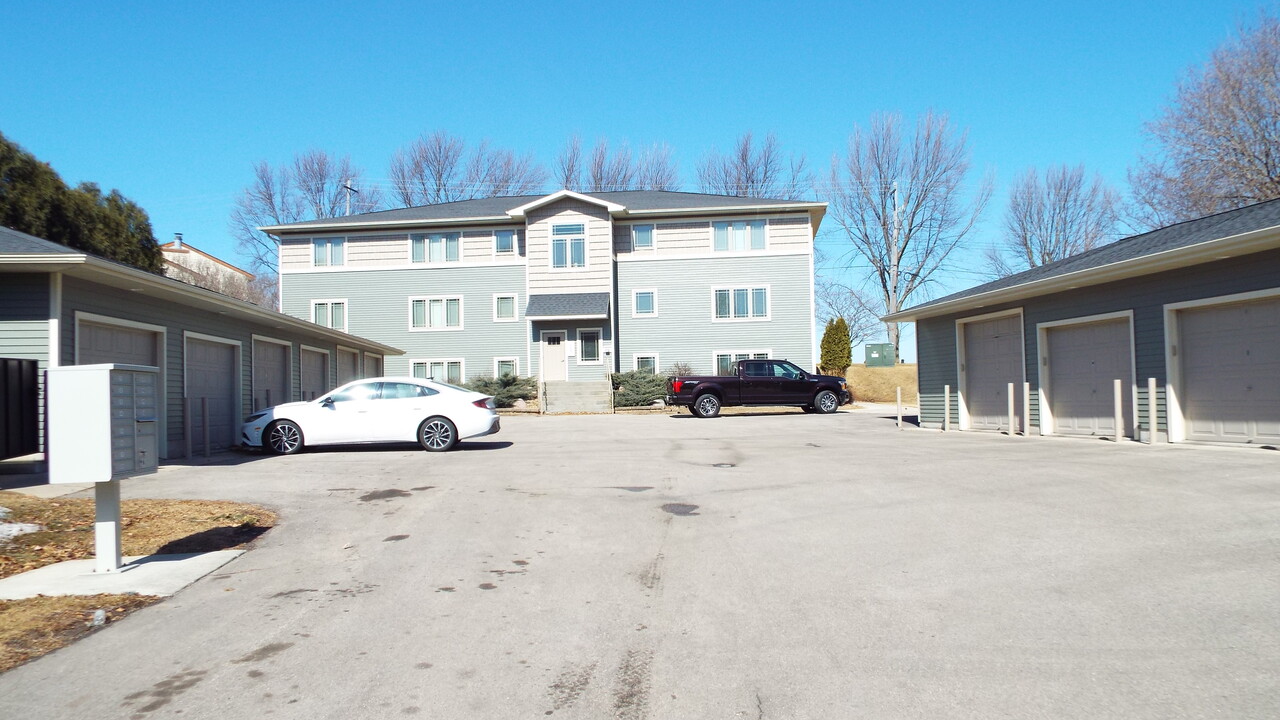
[47,364,159,572]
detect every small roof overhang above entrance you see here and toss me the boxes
[525,292,611,321]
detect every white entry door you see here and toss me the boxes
[542,332,567,382]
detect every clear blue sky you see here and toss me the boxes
[2,0,1269,356]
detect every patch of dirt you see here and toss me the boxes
[846,364,918,403]
[0,594,160,673]
[0,491,276,579]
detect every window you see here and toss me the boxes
[712,220,766,252]
[327,381,379,403]
[494,357,519,378]
[412,359,463,384]
[411,233,460,263]
[381,381,437,399]
[312,300,347,331]
[313,237,345,266]
[633,290,656,317]
[410,296,462,330]
[552,223,586,268]
[495,230,515,255]
[715,351,770,376]
[634,354,658,374]
[714,287,769,320]
[632,224,654,250]
[493,294,517,322]
[579,329,601,363]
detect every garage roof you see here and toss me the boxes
[0,226,404,356]
[885,198,1280,322]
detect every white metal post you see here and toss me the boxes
[1022,382,1031,436]
[95,479,123,573]
[943,384,951,432]
[1147,377,1158,445]
[896,387,903,430]
[1114,378,1124,442]
[1007,382,1015,436]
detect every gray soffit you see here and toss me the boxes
[261,190,825,233]
[886,198,1280,322]
[525,292,611,320]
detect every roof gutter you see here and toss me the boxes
[883,224,1280,323]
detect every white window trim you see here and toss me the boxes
[312,236,346,267]
[492,293,519,323]
[493,356,520,377]
[408,295,464,332]
[629,223,656,252]
[310,299,348,332]
[711,284,771,322]
[410,358,466,384]
[577,327,603,365]
[711,349,772,375]
[493,228,518,259]
[409,232,462,264]
[711,218,770,253]
[633,353,660,373]
[550,223,589,271]
[631,288,658,318]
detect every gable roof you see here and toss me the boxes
[260,190,827,234]
[159,240,253,279]
[884,198,1280,322]
[0,226,81,255]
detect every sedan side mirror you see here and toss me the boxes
[321,397,335,407]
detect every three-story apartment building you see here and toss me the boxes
[264,190,825,385]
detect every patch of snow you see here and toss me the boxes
[0,505,43,542]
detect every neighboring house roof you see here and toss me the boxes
[0,226,402,356]
[159,240,253,279]
[260,190,827,234]
[525,292,611,320]
[884,198,1280,322]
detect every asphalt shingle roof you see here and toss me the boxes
[269,191,815,231]
[905,198,1280,314]
[0,226,80,254]
[525,292,611,318]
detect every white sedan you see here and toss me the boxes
[241,377,500,454]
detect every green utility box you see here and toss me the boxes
[864,343,896,367]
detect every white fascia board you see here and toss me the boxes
[0,254,88,267]
[507,189,626,220]
[620,202,827,231]
[882,225,1280,323]
[259,215,512,235]
[525,313,610,321]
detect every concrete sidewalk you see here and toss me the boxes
[0,551,243,599]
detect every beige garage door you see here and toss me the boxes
[337,348,360,386]
[79,322,159,366]
[1046,318,1133,438]
[300,348,329,401]
[186,338,238,452]
[963,314,1024,431]
[1180,296,1280,444]
[252,339,290,411]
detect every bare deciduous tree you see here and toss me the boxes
[825,111,992,359]
[555,137,680,192]
[588,139,637,192]
[555,136,584,190]
[815,278,880,346]
[985,165,1119,278]
[1129,13,1280,228]
[390,131,546,206]
[697,132,811,199]
[637,143,680,191]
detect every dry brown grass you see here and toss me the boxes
[0,594,160,672]
[846,364,919,404]
[0,492,277,580]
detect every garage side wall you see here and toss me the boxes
[915,248,1280,432]
[0,273,50,452]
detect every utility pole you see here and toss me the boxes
[889,181,903,362]
[343,178,359,216]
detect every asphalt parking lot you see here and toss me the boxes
[2,407,1278,719]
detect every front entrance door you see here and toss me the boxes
[542,332,567,381]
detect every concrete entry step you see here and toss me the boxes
[542,381,613,414]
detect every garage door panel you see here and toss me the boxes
[253,340,290,411]
[1181,296,1280,444]
[301,349,328,401]
[187,339,237,452]
[79,322,158,366]
[964,315,1024,431]
[1047,319,1132,437]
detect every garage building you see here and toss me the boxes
[886,198,1280,445]
[0,227,402,460]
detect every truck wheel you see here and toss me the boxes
[693,393,721,418]
[801,404,816,413]
[813,390,839,414]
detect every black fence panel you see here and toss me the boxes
[1,358,39,460]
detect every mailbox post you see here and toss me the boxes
[47,364,159,572]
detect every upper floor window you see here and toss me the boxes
[713,287,769,320]
[552,224,586,269]
[713,220,766,252]
[495,229,516,255]
[313,237,345,266]
[632,224,654,250]
[312,300,347,331]
[633,290,656,317]
[410,296,462,331]
[411,233,461,263]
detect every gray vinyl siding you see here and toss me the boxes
[60,276,380,458]
[616,254,814,375]
[528,322,614,382]
[281,265,527,381]
[0,273,51,449]
[914,248,1280,432]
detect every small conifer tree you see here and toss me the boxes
[819,317,852,375]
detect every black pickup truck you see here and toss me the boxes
[666,359,852,418]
